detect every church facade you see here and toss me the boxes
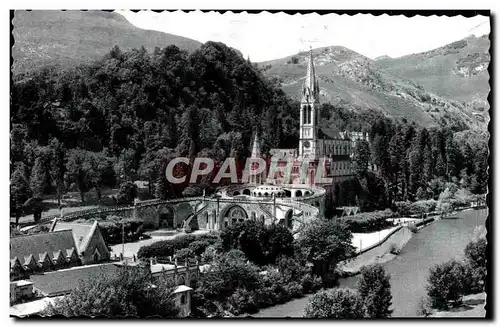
[254,48,368,186]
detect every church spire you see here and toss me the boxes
[302,47,319,103]
[251,132,260,158]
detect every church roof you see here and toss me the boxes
[10,230,78,262]
[50,220,98,254]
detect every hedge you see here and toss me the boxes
[137,233,221,259]
[343,209,395,233]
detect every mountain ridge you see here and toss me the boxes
[258,35,489,130]
[12,10,202,74]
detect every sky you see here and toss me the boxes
[117,10,490,62]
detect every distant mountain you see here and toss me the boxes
[12,10,202,74]
[258,43,483,130]
[374,55,391,61]
[376,35,490,123]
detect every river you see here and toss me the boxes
[249,208,488,318]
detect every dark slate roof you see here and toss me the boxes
[30,263,120,297]
[10,230,78,261]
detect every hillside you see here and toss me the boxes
[259,42,486,130]
[376,35,490,123]
[12,10,202,74]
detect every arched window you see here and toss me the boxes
[93,248,100,263]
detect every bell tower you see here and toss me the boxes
[299,47,320,159]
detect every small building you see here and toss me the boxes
[173,285,193,318]
[10,280,34,304]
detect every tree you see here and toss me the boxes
[220,220,267,265]
[29,149,51,198]
[426,259,466,309]
[220,220,294,266]
[296,219,355,286]
[304,288,364,318]
[353,139,371,177]
[116,181,139,205]
[11,163,31,225]
[464,237,487,292]
[44,266,179,318]
[86,152,115,201]
[66,149,90,202]
[356,264,393,318]
[49,138,67,206]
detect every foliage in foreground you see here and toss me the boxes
[357,264,393,318]
[304,288,364,318]
[426,235,487,310]
[304,264,393,318]
[296,218,355,286]
[220,220,294,266]
[192,250,322,317]
[43,267,179,318]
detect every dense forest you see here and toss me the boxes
[10,41,489,221]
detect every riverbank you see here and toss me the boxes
[339,226,413,275]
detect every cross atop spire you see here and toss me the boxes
[302,47,319,103]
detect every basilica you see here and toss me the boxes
[252,48,368,186]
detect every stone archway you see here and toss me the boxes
[295,190,303,197]
[242,189,251,196]
[158,205,176,229]
[222,205,248,226]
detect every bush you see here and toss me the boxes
[138,233,222,260]
[304,288,364,318]
[426,259,467,309]
[189,240,212,257]
[137,240,175,259]
[395,200,437,216]
[175,248,195,261]
[343,209,395,233]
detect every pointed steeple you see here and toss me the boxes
[302,47,319,103]
[251,132,260,158]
